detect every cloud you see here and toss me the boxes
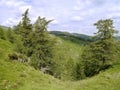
[1,18,20,26]
[0,0,120,35]
[71,16,83,21]
[3,0,23,7]
[107,12,120,18]
[0,0,32,26]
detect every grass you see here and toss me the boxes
[0,59,66,90]
[0,38,120,90]
[71,63,120,90]
[52,37,83,80]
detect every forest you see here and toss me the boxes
[0,9,120,90]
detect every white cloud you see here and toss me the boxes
[5,0,24,7]
[107,12,120,18]
[0,0,120,35]
[0,0,32,26]
[0,0,25,7]
[19,5,32,13]
[71,16,83,21]
[0,0,32,13]
[74,6,82,11]
[1,18,20,26]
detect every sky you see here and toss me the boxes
[0,0,120,35]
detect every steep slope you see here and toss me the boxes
[0,38,68,90]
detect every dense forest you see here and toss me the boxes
[0,9,120,90]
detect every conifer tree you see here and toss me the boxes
[81,19,118,77]
[94,19,117,67]
[0,27,6,40]
[15,9,33,56]
[30,16,54,74]
[21,9,32,47]
[6,27,15,43]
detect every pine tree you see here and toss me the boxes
[22,9,32,30]
[0,27,6,40]
[21,9,32,47]
[14,21,23,34]
[30,16,54,74]
[94,19,117,67]
[6,27,15,43]
[15,9,33,56]
[81,19,118,77]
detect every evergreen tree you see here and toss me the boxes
[81,19,118,77]
[0,27,6,40]
[30,16,55,74]
[14,21,23,34]
[94,19,117,67]
[6,27,15,43]
[15,9,33,56]
[22,9,32,30]
[21,9,32,47]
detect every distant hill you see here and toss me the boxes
[49,31,92,44]
[116,36,120,40]
[0,25,9,29]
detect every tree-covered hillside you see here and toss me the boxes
[50,31,92,44]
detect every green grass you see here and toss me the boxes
[52,37,83,80]
[68,63,120,90]
[0,59,66,90]
[54,37,83,61]
[0,38,120,90]
[0,38,66,90]
[0,39,13,59]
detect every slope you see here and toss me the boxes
[0,36,120,90]
[0,38,68,90]
[50,31,92,44]
[65,63,120,90]
[51,36,83,80]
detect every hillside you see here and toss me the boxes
[0,35,120,90]
[0,25,9,30]
[49,31,92,44]
[0,38,66,90]
[50,31,120,42]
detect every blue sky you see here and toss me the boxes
[0,0,120,35]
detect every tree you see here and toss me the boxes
[0,27,6,40]
[14,21,23,34]
[30,16,55,74]
[6,27,15,43]
[94,19,117,39]
[94,19,117,67]
[22,9,32,30]
[14,9,33,56]
[81,19,118,77]
[21,9,32,47]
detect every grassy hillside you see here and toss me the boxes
[66,63,120,90]
[0,35,120,90]
[52,36,83,80]
[0,25,9,30]
[0,38,67,90]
